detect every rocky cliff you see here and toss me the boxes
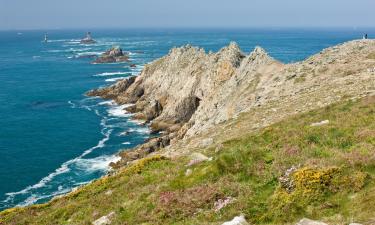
[3,39,375,225]
[88,39,375,162]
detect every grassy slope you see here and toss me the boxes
[1,96,375,225]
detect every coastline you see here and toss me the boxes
[2,36,375,224]
[87,39,375,169]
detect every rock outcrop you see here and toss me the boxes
[93,46,129,64]
[87,76,136,99]
[222,215,249,225]
[92,212,115,225]
[88,40,375,165]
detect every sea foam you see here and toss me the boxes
[94,72,130,77]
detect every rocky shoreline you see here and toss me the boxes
[3,39,375,225]
[87,39,375,168]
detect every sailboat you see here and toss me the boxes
[44,34,48,43]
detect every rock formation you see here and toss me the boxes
[92,46,129,64]
[88,40,375,165]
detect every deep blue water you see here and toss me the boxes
[0,28,374,210]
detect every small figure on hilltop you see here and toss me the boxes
[81,32,96,44]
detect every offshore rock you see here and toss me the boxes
[93,46,129,64]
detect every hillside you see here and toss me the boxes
[1,40,375,225]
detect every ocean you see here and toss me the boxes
[0,28,373,210]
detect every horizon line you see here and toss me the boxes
[2,26,375,32]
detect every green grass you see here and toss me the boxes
[1,97,375,225]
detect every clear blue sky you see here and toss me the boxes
[1,0,375,30]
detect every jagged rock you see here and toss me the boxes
[222,215,249,225]
[90,40,375,165]
[111,135,170,168]
[295,218,328,225]
[86,77,136,100]
[92,212,115,225]
[310,120,330,127]
[93,46,129,64]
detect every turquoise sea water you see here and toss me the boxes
[0,28,374,210]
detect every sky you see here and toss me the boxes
[1,0,375,30]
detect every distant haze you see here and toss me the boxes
[1,0,375,30]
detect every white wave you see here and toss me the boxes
[122,142,131,145]
[75,155,121,172]
[46,48,92,53]
[3,129,113,206]
[98,100,116,106]
[94,72,130,77]
[68,100,77,108]
[105,77,127,82]
[47,39,72,43]
[107,105,133,117]
[76,51,104,57]
[131,71,141,76]
[20,186,72,207]
[135,127,150,134]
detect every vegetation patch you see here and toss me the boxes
[267,167,367,223]
[1,97,375,224]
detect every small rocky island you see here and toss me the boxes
[92,46,130,64]
[80,32,96,44]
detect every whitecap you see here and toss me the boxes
[75,155,121,172]
[98,100,116,106]
[122,142,131,145]
[135,127,150,134]
[107,104,133,117]
[76,51,104,57]
[94,72,130,77]
[3,129,113,206]
[105,77,128,82]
